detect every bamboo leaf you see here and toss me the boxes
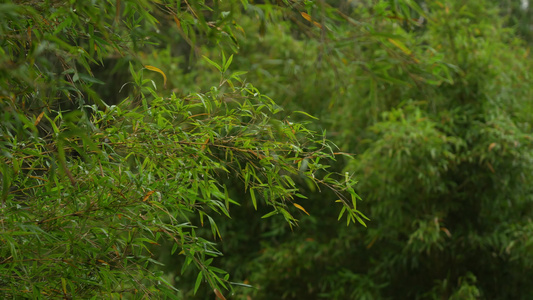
[173,15,181,29]
[142,191,155,202]
[194,271,203,294]
[145,65,167,88]
[202,55,222,72]
[388,38,412,55]
[300,12,312,22]
[34,111,45,126]
[338,206,347,221]
[214,288,227,300]
[250,188,257,210]
[61,278,67,294]
[293,110,319,120]
[261,210,279,219]
[293,203,310,215]
[223,54,233,72]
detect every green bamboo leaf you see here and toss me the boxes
[293,111,318,120]
[171,243,179,255]
[61,278,67,294]
[194,271,203,294]
[202,55,222,72]
[223,54,233,72]
[261,210,279,219]
[250,188,257,210]
[207,215,222,239]
[338,205,347,221]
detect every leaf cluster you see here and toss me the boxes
[0,0,365,298]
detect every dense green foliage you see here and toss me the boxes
[2,0,533,299]
[217,1,533,299]
[0,1,363,298]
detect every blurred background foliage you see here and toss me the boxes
[2,0,533,299]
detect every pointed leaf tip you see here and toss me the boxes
[293,203,310,215]
[145,65,167,88]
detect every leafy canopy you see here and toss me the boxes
[0,0,365,298]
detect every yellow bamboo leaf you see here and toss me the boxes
[214,289,227,300]
[142,190,155,202]
[487,162,495,173]
[173,15,181,29]
[97,259,109,265]
[145,65,167,88]
[388,38,420,63]
[201,137,209,151]
[34,111,44,126]
[440,227,452,237]
[300,12,322,28]
[28,175,47,181]
[312,21,323,29]
[388,38,412,55]
[366,236,377,249]
[61,278,67,294]
[293,203,310,215]
[300,12,312,22]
